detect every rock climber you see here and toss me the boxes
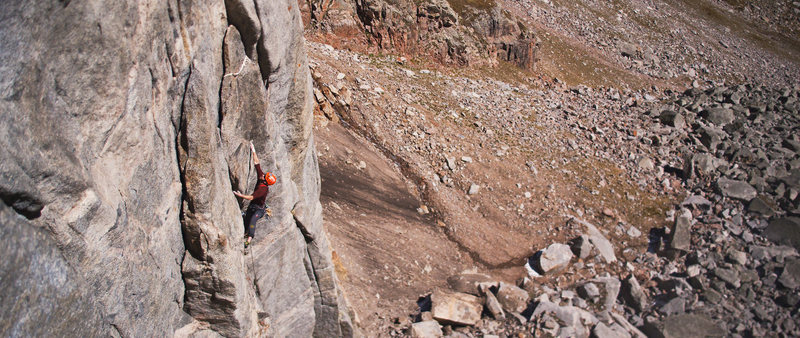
[233,142,276,248]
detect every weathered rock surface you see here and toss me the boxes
[304,0,539,70]
[0,0,351,336]
[537,243,574,274]
[430,291,483,326]
[410,320,443,338]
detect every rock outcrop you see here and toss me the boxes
[0,0,352,336]
[303,0,539,70]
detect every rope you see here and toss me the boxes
[223,58,250,78]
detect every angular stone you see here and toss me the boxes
[726,250,747,265]
[680,195,712,209]
[749,245,798,262]
[569,218,617,263]
[496,282,530,313]
[592,322,632,338]
[643,314,724,338]
[410,321,443,338]
[713,268,741,288]
[537,243,574,274]
[700,107,735,125]
[658,297,685,315]
[484,290,505,320]
[578,283,601,301]
[467,184,480,195]
[764,217,800,250]
[748,197,776,216]
[430,291,483,326]
[716,178,757,201]
[697,126,726,151]
[570,235,594,259]
[620,275,647,312]
[659,111,685,129]
[778,257,800,289]
[669,209,692,251]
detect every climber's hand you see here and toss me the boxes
[266,208,273,217]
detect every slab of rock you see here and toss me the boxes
[643,314,724,338]
[778,257,800,289]
[680,195,712,209]
[700,107,735,125]
[410,321,443,338]
[748,197,776,216]
[446,272,495,296]
[716,178,757,201]
[496,282,530,313]
[713,267,741,288]
[430,291,483,326]
[484,290,505,320]
[669,209,692,251]
[764,217,800,250]
[537,243,574,274]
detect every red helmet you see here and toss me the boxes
[265,172,277,185]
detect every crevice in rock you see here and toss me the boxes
[0,188,44,220]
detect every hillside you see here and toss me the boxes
[303,0,800,335]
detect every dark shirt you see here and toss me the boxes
[252,163,269,207]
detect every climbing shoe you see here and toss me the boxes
[244,238,251,248]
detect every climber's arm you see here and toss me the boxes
[250,141,259,165]
[233,190,253,200]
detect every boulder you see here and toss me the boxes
[716,178,757,201]
[495,282,530,313]
[410,321,443,338]
[669,209,692,251]
[570,235,594,259]
[700,107,735,125]
[778,257,800,289]
[659,111,685,129]
[537,243,574,273]
[764,217,800,250]
[484,289,505,320]
[577,283,601,301]
[569,218,617,263]
[642,314,724,338]
[430,291,483,326]
[620,275,647,312]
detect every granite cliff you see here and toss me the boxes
[0,1,352,336]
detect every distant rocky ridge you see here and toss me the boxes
[301,0,539,70]
[0,0,352,336]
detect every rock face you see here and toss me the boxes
[303,0,539,70]
[0,0,351,336]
